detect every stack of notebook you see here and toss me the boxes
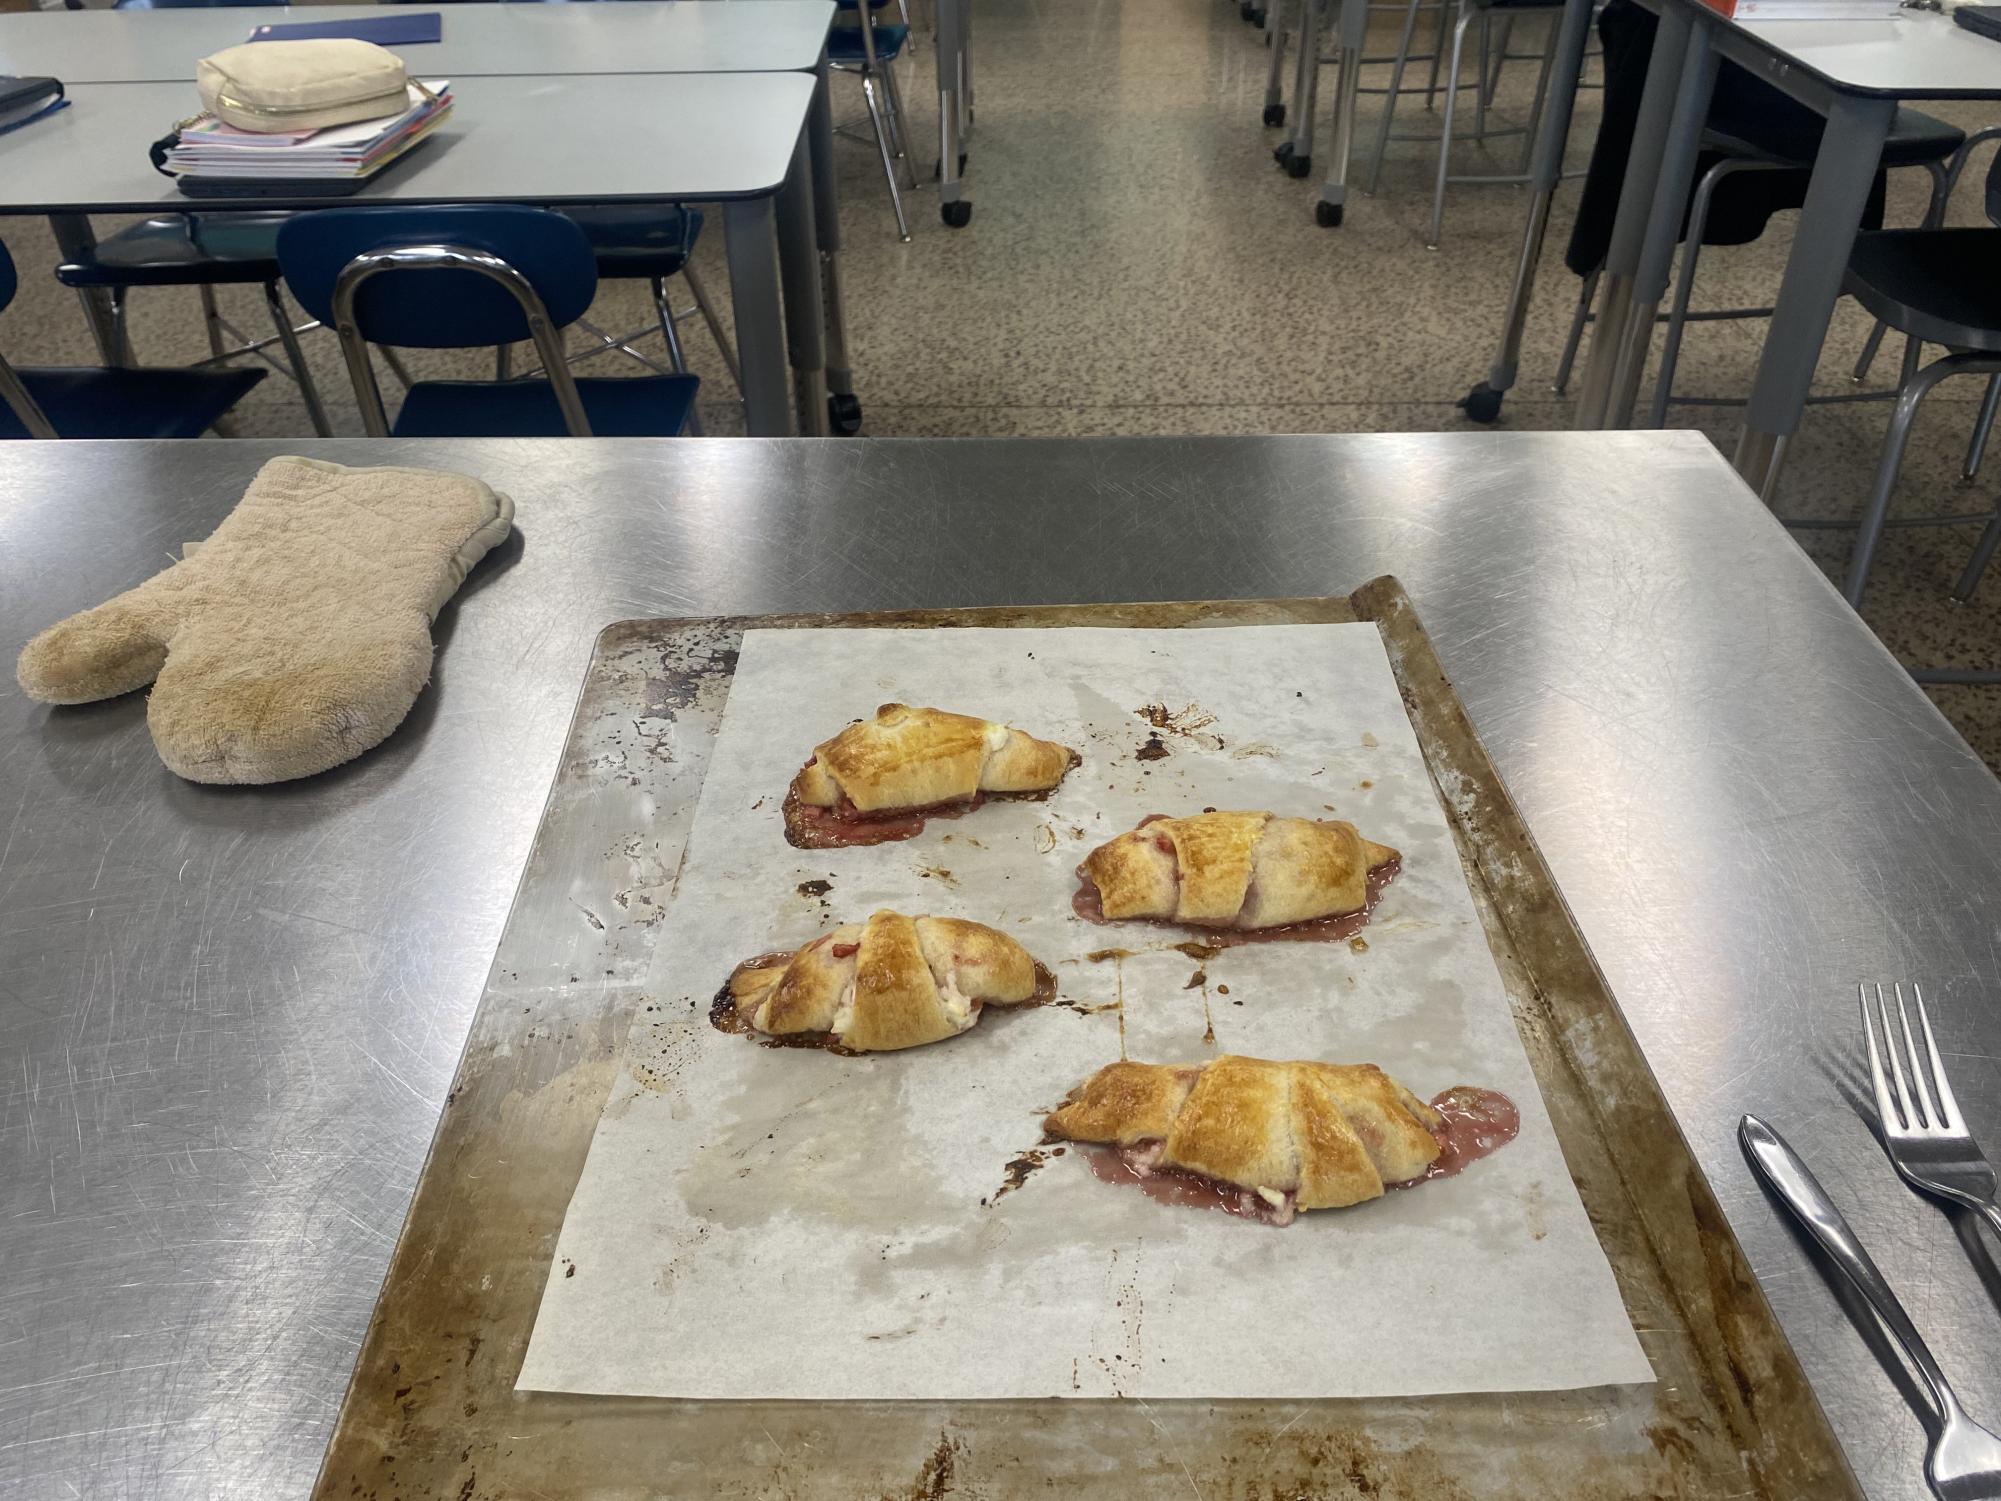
[162,80,452,184]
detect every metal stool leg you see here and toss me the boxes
[1964,373,2001,481]
[1366,0,1424,193]
[1424,0,1447,109]
[1554,266,1598,396]
[860,73,911,242]
[261,280,331,438]
[1428,0,1475,249]
[1518,7,1560,175]
[1650,158,1764,427]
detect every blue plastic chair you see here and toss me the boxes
[56,213,330,436]
[829,12,917,241]
[0,237,265,439]
[557,205,739,408]
[276,205,698,438]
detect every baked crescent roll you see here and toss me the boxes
[1078,811,1399,929]
[1044,1055,1444,1223]
[723,909,1051,1052]
[792,704,1078,814]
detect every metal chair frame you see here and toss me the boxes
[0,350,60,439]
[831,5,919,242]
[329,242,591,437]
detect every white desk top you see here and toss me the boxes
[0,1,835,84]
[0,72,815,211]
[1692,1,2001,99]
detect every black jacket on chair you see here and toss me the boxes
[1564,0,1888,277]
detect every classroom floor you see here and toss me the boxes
[6,0,2001,766]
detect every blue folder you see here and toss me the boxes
[248,12,442,45]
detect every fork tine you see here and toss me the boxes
[1909,983,1964,1132]
[1863,982,1902,1132]
[1877,983,1920,1131]
[1893,983,1940,1131]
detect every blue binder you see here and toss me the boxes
[248,13,443,45]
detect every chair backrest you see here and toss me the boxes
[277,205,598,348]
[278,205,601,436]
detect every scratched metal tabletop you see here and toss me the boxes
[1,433,1995,1500]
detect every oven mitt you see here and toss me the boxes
[15,455,514,785]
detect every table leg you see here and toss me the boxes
[775,132,829,439]
[1571,3,1690,429]
[47,214,128,369]
[808,56,860,435]
[1602,14,1717,429]
[936,0,970,226]
[722,196,795,437]
[1277,0,1321,176]
[1313,0,1366,224]
[1731,93,1895,496]
[1462,0,1594,421]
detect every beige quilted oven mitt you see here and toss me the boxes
[16,456,514,785]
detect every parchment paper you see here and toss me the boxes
[517,624,1654,1399]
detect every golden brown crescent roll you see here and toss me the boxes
[1078,811,1398,929]
[1044,1056,1444,1223]
[724,910,1050,1052]
[792,704,1077,814]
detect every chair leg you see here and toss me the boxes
[880,59,920,190]
[1649,159,1732,429]
[1921,157,1951,229]
[1365,0,1423,194]
[1428,0,1475,249]
[1483,11,1513,110]
[108,287,137,368]
[1553,266,1599,396]
[198,284,228,361]
[683,262,741,393]
[1473,10,1490,140]
[861,73,912,242]
[1852,321,1889,383]
[496,343,512,381]
[1424,0,1447,109]
[380,347,416,390]
[1964,373,2001,482]
[650,275,703,436]
[1845,354,1984,608]
[1954,506,2001,602]
[262,280,331,438]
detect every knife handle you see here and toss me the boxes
[1739,1114,1962,1425]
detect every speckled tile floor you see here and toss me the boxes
[4,0,2000,763]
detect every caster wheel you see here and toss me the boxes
[942,200,973,228]
[1315,200,1343,227]
[1458,382,1504,424]
[1273,140,1294,166]
[829,392,862,435]
[1262,103,1285,127]
[1284,154,1311,178]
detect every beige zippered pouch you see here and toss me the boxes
[196,39,409,133]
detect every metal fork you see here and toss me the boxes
[1862,983,2001,1241]
[1742,1115,2001,1501]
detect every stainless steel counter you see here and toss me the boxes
[1,433,1995,1501]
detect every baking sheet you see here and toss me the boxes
[516,623,1654,1401]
